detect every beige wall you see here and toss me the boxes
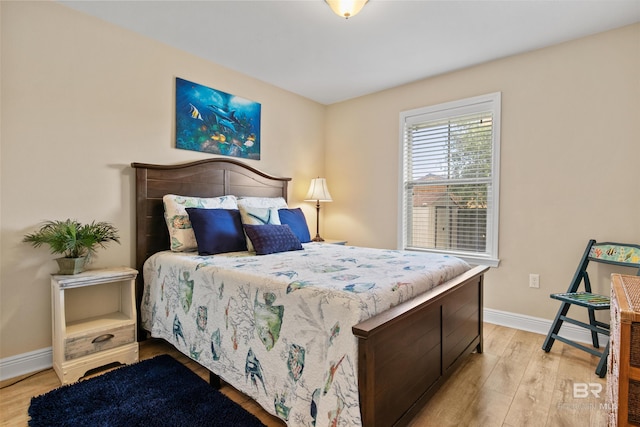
[0,1,325,359]
[324,23,640,321]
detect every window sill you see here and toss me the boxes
[404,247,500,268]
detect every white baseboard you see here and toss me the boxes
[0,308,607,382]
[0,347,52,382]
[484,307,609,346]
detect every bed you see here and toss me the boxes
[132,158,489,427]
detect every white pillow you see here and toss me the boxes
[238,205,281,252]
[163,194,238,252]
[237,196,288,209]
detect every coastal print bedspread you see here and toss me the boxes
[141,243,470,427]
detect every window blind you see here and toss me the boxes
[400,93,500,266]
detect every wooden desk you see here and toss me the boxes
[608,273,640,426]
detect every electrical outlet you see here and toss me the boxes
[529,273,540,288]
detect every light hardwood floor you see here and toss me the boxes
[0,323,608,427]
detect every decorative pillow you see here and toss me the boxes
[163,194,238,252]
[243,224,303,255]
[278,208,311,243]
[237,196,288,209]
[238,205,281,252]
[185,208,247,255]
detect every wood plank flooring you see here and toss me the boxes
[0,323,608,426]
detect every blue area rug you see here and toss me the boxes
[28,354,266,427]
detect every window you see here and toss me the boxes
[399,92,500,267]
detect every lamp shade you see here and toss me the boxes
[305,178,333,202]
[325,0,368,19]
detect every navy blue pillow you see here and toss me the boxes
[243,224,303,255]
[186,208,247,255]
[278,208,311,243]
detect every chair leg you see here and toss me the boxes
[587,307,600,348]
[596,341,609,378]
[542,301,571,352]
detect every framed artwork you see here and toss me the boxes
[175,77,261,159]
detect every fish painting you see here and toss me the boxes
[175,78,261,160]
[387,260,410,265]
[218,281,224,299]
[245,348,267,394]
[323,355,345,395]
[310,388,321,427]
[356,264,376,269]
[245,134,256,147]
[178,271,194,313]
[329,322,340,345]
[274,270,298,280]
[287,344,305,382]
[286,280,313,294]
[274,393,291,421]
[189,344,201,360]
[331,274,359,281]
[343,283,375,293]
[254,291,284,351]
[311,265,347,274]
[195,261,214,270]
[391,282,411,292]
[189,103,203,120]
[169,215,191,229]
[211,329,221,361]
[246,208,277,224]
[196,306,208,331]
[172,315,186,346]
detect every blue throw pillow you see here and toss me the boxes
[185,208,247,255]
[278,208,311,243]
[243,224,303,255]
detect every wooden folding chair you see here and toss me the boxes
[542,240,640,377]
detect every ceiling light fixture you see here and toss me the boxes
[325,0,369,19]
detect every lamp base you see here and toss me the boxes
[312,235,325,242]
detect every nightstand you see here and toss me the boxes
[51,267,139,384]
[325,239,347,245]
[315,239,347,245]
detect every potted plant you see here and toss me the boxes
[23,219,120,274]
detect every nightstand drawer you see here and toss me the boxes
[65,323,135,360]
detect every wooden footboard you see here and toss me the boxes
[353,265,488,427]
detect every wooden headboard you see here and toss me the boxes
[130,158,291,313]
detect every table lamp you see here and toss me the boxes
[305,178,333,242]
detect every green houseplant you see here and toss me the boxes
[23,219,120,274]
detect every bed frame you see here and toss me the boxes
[131,158,488,427]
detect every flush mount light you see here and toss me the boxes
[325,0,369,19]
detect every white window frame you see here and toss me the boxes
[398,92,501,267]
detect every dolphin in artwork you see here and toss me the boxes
[208,105,240,125]
[217,118,237,132]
